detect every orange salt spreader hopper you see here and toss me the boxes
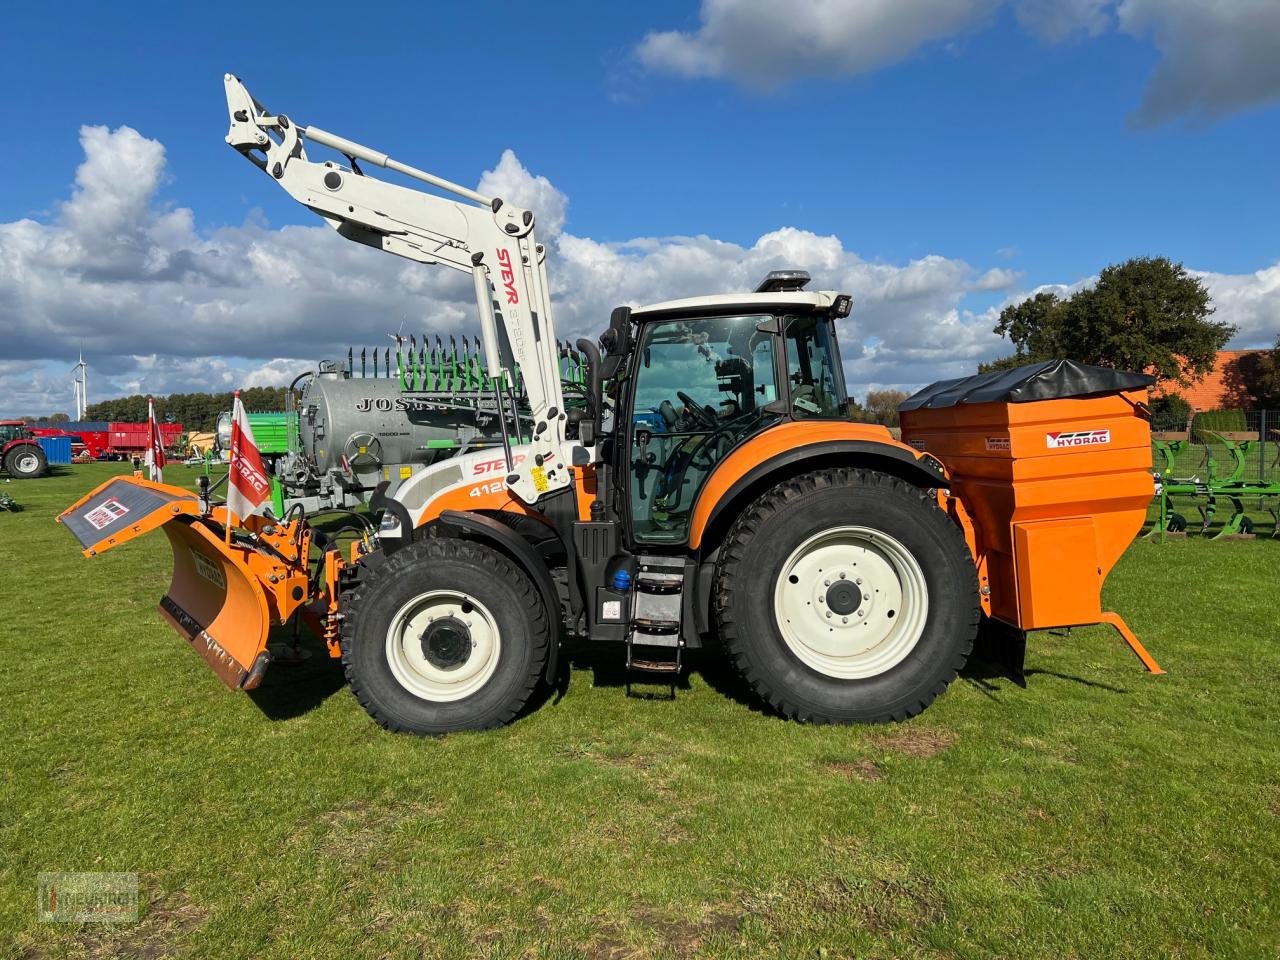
[899,358,1163,674]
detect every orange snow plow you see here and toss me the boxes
[57,476,350,690]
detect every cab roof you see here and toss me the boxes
[630,290,845,320]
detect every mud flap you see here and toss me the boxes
[59,476,274,690]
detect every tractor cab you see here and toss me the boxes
[0,420,31,443]
[609,272,853,544]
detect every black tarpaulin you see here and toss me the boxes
[898,359,1154,411]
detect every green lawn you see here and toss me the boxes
[2,463,1278,959]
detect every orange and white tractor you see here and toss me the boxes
[59,76,1162,734]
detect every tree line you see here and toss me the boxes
[83,387,290,431]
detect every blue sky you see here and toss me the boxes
[1,0,1278,417]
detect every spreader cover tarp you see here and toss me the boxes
[899,359,1154,412]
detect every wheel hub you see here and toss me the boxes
[824,580,862,615]
[386,590,500,702]
[420,617,472,671]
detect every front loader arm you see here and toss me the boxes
[223,74,576,506]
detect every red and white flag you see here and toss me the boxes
[145,396,166,482]
[226,392,270,531]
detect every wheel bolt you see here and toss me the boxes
[857,610,865,617]
[825,611,832,619]
[856,578,863,585]
[863,595,870,602]
[841,617,848,624]
[824,580,830,587]
[839,571,846,579]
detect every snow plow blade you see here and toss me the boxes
[155,518,272,690]
[58,475,322,691]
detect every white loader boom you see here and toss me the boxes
[223,74,578,506]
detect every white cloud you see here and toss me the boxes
[635,0,1280,126]
[1014,0,1111,42]
[971,267,1023,291]
[1,123,1277,417]
[1195,263,1280,347]
[636,0,1000,90]
[1118,0,1280,127]
[477,149,569,238]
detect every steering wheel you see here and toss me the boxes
[676,390,717,428]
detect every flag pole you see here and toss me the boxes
[226,391,238,545]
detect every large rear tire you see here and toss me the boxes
[340,538,550,734]
[5,444,47,479]
[715,468,979,723]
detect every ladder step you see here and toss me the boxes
[630,629,681,648]
[637,571,684,589]
[629,658,680,674]
[632,617,680,632]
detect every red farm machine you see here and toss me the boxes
[0,421,50,479]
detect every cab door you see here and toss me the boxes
[625,315,782,544]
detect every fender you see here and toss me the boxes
[393,445,546,531]
[689,421,949,552]
[438,509,561,686]
[368,481,412,555]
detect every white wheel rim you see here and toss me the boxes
[772,524,929,679]
[385,590,501,702]
[15,453,38,473]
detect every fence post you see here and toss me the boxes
[1262,409,1268,482]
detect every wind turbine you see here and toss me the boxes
[70,348,88,420]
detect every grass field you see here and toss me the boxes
[2,463,1278,959]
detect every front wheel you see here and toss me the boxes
[5,445,47,479]
[340,538,550,734]
[715,468,979,723]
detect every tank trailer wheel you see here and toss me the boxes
[715,467,979,724]
[340,538,549,734]
[6,445,48,479]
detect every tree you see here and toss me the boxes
[986,257,1235,384]
[1221,335,1280,409]
[1149,392,1192,431]
[48,412,70,423]
[863,389,911,428]
[1248,337,1280,408]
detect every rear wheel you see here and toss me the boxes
[715,468,979,723]
[5,444,47,479]
[340,538,549,734]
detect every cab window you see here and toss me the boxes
[785,315,846,418]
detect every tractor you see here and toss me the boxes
[0,421,49,479]
[58,76,1161,734]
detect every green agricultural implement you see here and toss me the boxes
[1147,430,1280,541]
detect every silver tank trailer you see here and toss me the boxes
[216,363,513,513]
[297,366,506,479]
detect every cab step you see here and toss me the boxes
[624,555,688,698]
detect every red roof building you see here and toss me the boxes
[1155,349,1266,411]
